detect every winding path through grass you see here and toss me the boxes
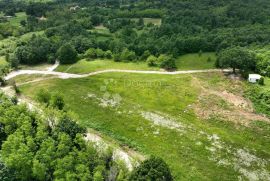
[5,62,231,80]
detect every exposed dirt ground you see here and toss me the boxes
[192,76,269,126]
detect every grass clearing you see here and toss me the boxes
[11,74,55,85]
[18,72,270,180]
[0,31,44,55]
[131,18,162,26]
[143,18,162,26]
[0,12,27,26]
[261,77,270,91]
[176,52,217,70]
[56,54,218,75]
[56,59,160,74]
[8,12,27,26]
[0,56,7,66]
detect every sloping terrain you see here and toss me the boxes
[15,71,270,180]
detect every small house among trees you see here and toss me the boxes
[248,74,261,83]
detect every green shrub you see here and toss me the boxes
[50,93,65,110]
[146,55,158,67]
[57,44,78,64]
[36,89,51,106]
[258,77,265,85]
[130,156,173,181]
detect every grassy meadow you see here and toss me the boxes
[131,18,162,26]
[56,53,217,74]
[56,59,160,74]
[18,72,270,180]
[0,56,7,66]
[176,53,216,70]
[0,12,26,26]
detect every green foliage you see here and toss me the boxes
[55,115,86,139]
[120,48,137,62]
[93,165,105,181]
[146,54,176,70]
[57,44,78,64]
[0,93,127,180]
[9,53,19,68]
[146,55,158,67]
[18,72,270,180]
[259,77,265,85]
[85,48,107,60]
[245,86,270,117]
[50,93,65,110]
[217,47,257,74]
[158,55,176,70]
[15,35,52,65]
[130,156,173,181]
[36,89,51,106]
[254,46,270,77]
[36,89,65,110]
[0,159,16,181]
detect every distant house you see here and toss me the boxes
[248,74,261,83]
[69,5,80,11]
[39,16,47,21]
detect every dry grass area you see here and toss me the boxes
[193,73,269,126]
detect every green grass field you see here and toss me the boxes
[143,18,162,26]
[9,12,27,26]
[18,72,270,180]
[56,54,217,74]
[131,18,162,26]
[176,53,217,70]
[56,59,160,74]
[0,56,7,66]
[0,12,27,26]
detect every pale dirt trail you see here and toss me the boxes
[2,63,234,171]
[4,62,231,80]
[1,62,146,170]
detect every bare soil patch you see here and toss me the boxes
[192,77,269,125]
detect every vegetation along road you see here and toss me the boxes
[5,62,231,80]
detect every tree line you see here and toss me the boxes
[1,0,270,72]
[0,91,173,181]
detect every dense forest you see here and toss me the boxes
[0,0,270,74]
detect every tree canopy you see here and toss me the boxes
[57,44,78,64]
[217,47,257,74]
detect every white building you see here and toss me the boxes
[248,74,261,83]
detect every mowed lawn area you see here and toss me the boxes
[56,59,160,74]
[176,52,217,70]
[19,72,270,180]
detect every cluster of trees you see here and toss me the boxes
[36,89,65,110]
[12,35,52,65]
[217,47,257,76]
[8,35,79,65]
[0,92,173,180]
[2,0,270,74]
[84,48,113,60]
[147,54,176,70]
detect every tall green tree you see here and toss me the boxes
[217,47,257,74]
[57,44,78,64]
[130,156,173,181]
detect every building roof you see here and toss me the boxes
[248,74,261,79]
